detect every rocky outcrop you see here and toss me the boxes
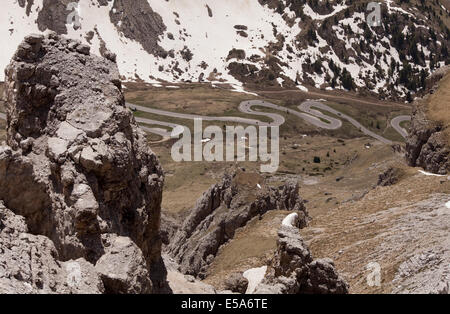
[167,171,309,278]
[254,226,349,294]
[224,272,249,294]
[0,202,104,294]
[0,33,166,293]
[160,212,179,247]
[95,236,152,294]
[406,103,449,175]
[36,0,79,34]
[377,167,403,187]
[110,0,167,57]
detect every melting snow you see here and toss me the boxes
[303,3,348,20]
[418,170,446,177]
[297,85,309,92]
[0,0,444,95]
[282,213,298,227]
[243,266,267,294]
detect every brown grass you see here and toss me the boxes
[124,83,254,116]
[0,120,6,143]
[204,210,288,289]
[427,72,450,145]
[301,167,450,294]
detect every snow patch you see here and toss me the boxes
[303,3,348,20]
[243,266,267,294]
[282,213,298,227]
[297,85,309,92]
[418,170,446,177]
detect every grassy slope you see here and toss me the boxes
[427,71,450,145]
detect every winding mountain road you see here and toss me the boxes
[125,100,408,144]
[390,115,411,139]
[0,100,410,144]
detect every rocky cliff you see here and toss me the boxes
[167,170,310,279]
[254,225,349,294]
[406,71,450,175]
[0,33,167,293]
[405,107,449,174]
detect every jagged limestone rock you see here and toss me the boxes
[0,202,104,294]
[254,226,349,294]
[0,33,167,293]
[406,103,449,175]
[168,170,309,278]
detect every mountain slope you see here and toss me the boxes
[2,0,449,98]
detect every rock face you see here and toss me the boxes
[0,34,166,293]
[224,272,249,294]
[406,104,449,175]
[95,236,152,294]
[254,226,349,294]
[160,212,179,247]
[167,171,309,279]
[36,0,75,34]
[0,202,105,294]
[109,0,167,56]
[377,167,403,187]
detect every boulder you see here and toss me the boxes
[95,236,152,294]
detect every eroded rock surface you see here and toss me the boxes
[110,0,167,56]
[0,202,105,294]
[224,272,249,294]
[95,236,152,294]
[167,171,309,278]
[254,226,349,294]
[0,33,166,293]
[406,104,449,175]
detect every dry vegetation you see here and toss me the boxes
[124,82,253,116]
[427,71,450,145]
[302,169,450,294]
[136,83,448,294]
[134,83,411,214]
